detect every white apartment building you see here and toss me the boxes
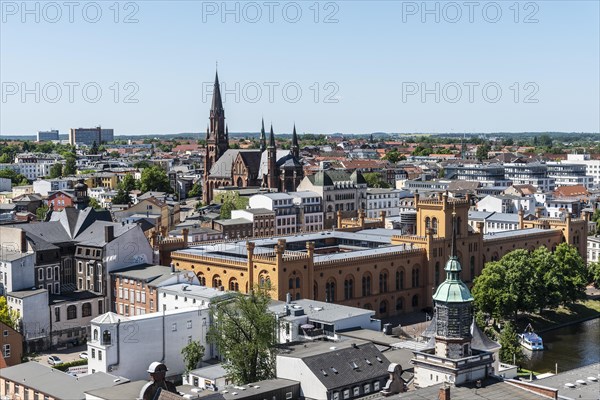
[33,178,75,196]
[366,188,405,219]
[289,191,323,232]
[87,307,210,381]
[0,252,35,295]
[565,154,600,188]
[476,194,535,214]
[587,235,600,264]
[468,211,520,234]
[249,193,297,235]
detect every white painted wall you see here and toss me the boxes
[7,290,50,341]
[0,253,35,294]
[276,355,327,400]
[88,307,210,381]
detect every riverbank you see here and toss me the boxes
[517,299,600,333]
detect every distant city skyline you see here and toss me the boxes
[1,1,599,136]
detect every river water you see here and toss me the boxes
[522,318,600,373]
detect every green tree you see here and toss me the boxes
[382,149,401,163]
[220,199,235,219]
[0,153,12,163]
[112,188,132,205]
[498,322,524,365]
[48,163,63,179]
[109,151,120,158]
[119,173,137,192]
[363,172,390,188]
[63,156,77,176]
[181,340,205,375]
[140,165,172,193]
[89,197,102,210]
[36,204,49,221]
[476,143,491,161]
[589,262,600,289]
[0,296,19,329]
[550,243,588,304]
[472,250,540,321]
[207,286,277,384]
[188,181,202,198]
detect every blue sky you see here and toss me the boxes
[1,0,599,136]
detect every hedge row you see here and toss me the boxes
[53,359,88,371]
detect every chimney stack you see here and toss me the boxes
[20,230,27,252]
[286,293,292,304]
[105,225,115,243]
[170,262,175,273]
[439,386,450,400]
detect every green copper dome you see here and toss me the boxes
[432,256,474,303]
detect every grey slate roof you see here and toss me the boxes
[300,342,390,390]
[210,149,261,178]
[0,361,128,400]
[75,220,138,247]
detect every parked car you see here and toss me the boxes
[47,355,63,366]
[79,352,88,359]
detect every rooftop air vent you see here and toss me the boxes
[564,383,576,388]
[351,362,358,370]
[365,359,372,365]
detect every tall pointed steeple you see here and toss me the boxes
[208,68,227,156]
[225,124,229,143]
[260,118,266,152]
[211,70,224,114]
[267,124,277,189]
[291,123,299,158]
[204,68,229,205]
[269,124,275,148]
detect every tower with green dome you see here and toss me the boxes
[432,209,475,359]
[412,208,500,388]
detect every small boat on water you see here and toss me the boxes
[519,324,544,351]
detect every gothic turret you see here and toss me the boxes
[291,123,299,158]
[260,118,266,152]
[267,124,276,188]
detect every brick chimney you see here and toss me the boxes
[105,225,115,243]
[439,386,450,400]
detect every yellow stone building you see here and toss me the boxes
[164,192,587,317]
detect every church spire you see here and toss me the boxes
[291,123,299,158]
[260,118,266,152]
[269,124,275,148]
[211,70,223,113]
